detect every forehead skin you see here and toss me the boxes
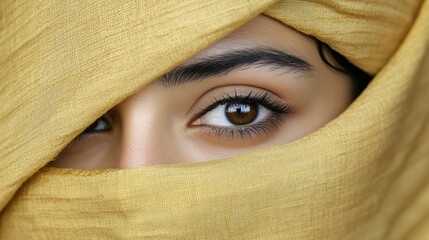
[185,15,315,67]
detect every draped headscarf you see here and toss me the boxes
[1,0,428,239]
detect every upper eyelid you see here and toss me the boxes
[189,90,291,126]
[189,93,252,124]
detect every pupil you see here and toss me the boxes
[225,102,258,125]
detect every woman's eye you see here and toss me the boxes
[194,101,269,127]
[190,91,292,139]
[83,117,111,134]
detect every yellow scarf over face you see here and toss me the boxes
[1,0,428,239]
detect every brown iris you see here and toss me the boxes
[225,102,258,125]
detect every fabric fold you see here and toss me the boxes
[1,0,428,239]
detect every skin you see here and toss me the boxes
[51,15,355,169]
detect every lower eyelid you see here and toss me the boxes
[72,131,108,144]
[72,133,95,143]
[196,112,288,139]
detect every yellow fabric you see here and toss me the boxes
[0,0,428,239]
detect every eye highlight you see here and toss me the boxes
[225,102,259,125]
[190,89,292,139]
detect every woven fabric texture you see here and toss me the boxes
[0,0,428,239]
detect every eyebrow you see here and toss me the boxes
[160,47,314,88]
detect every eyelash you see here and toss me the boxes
[191,90,292,139]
